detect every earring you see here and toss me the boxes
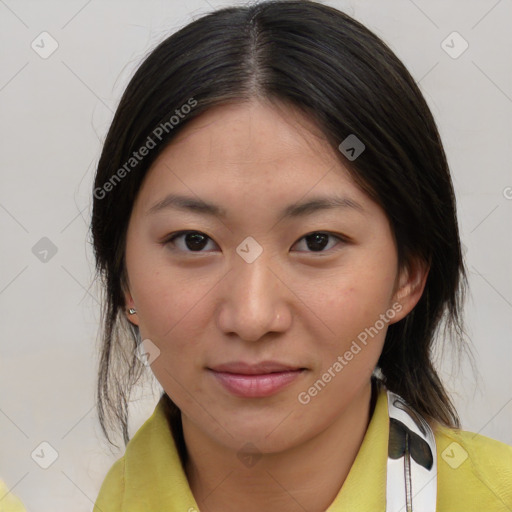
[128,308,137,315]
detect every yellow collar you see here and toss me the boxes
[326,384,388,510]
[122,386,390,511]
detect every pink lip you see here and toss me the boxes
[209,361,304,375]
[207,361,306,398]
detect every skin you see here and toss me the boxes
[123,99,428,512]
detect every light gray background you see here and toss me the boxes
[1,0,511,510]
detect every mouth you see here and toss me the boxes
[208,360,307,375]
[207,361,307,398]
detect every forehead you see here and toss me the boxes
[159,99,338,173]
[134,99,373,218]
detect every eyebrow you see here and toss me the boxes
[146,193,364,221]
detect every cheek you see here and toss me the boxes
[127,236,212,340]
[303,257,397,378]
[316,266,396,335]
[133,266,210,406]
[137,275,211,348]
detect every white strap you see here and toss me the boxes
[386,390,437,512]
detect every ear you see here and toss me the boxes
[389,257,429,324]
[122,280,139,327]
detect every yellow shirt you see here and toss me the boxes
[0,479,27,512]
[93,386,512,511]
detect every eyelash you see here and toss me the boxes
[161,230,349,255]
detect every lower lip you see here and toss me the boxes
[208,369,306,398]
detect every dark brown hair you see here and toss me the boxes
[90,0,471,452]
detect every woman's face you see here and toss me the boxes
[123,99,421,453]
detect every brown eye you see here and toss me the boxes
[292,232,346,253]
[164,231,218,252]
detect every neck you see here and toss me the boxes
[182,380,376,512]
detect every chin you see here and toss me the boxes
[219,416,308,452]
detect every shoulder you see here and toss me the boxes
[93,456,126,512]
[433,423,512,511]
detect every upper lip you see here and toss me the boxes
[208,361,305,375]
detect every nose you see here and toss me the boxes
[216,247,291,342]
